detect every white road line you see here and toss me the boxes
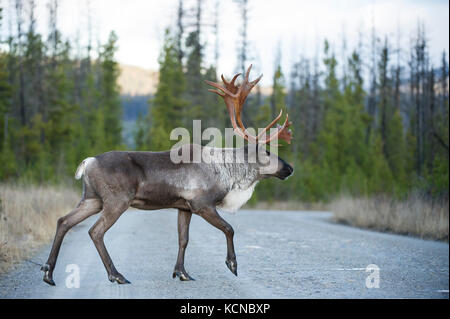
[244,245,262,249]
[333,268,374,271]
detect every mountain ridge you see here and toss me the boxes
[117,63,274,96]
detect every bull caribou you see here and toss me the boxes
[41,65,293,285]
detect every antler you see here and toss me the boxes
[205,64,293,144]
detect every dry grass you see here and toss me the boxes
[331,194,449,241]
[0,184,80,274]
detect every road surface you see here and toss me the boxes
[0,209,448,298]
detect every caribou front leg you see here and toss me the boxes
[173,209,195,281]
[198,206,237,276]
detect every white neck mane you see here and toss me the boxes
[217,181,258,213]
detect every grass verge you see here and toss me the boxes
[0,184,79,274]
[331,194,449,241]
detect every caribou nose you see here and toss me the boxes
[279,162,293,179]
[285,163,294,176]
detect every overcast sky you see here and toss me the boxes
[2,0,449,86]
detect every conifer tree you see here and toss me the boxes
[45,40,78,177]
[317,42,370,196]
[99,31,122,150]
[0,6,16,179]
[148,30,186,151]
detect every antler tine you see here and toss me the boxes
[256,109,283,139]
[231,73,241,86]
[207,88,225,97]
[278,122,293,143]
[205,80,238,97]
[261,114,293,144]
[250,73,263,87]
[243,64,252,84]
[221,73,241,88]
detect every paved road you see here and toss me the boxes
[0,209,448,299]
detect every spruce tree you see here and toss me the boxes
[45,40,78,178]
[0,7,16,179]
[99,31,122,150]
[148,30,186,151]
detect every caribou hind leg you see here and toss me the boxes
[88,201,131,284]
[42,198,103,286]
[173,209,195,281]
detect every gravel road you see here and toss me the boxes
[0,209,448,299]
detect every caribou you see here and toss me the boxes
[41,65,294,285]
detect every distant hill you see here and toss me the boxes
[118,63,275,148]
[117,63,274,96]
[118,64,158,96]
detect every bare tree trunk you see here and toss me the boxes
[235,0,248,75]
[213,0,219,68]
[366,21,377,145]
[15,0,26,126]
[311,56,321,144]
[380,41,387,157]
[393,65,401,111]
[234,0,249,125]
[176,0,184,64]
[48,0,59,69]
[428,68,436,170]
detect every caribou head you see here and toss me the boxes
[206,64,293,180]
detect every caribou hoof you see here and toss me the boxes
[41,264,56,286]
[226,260,238,276]
[43,273,56,286]
[108,274,131,284]
[172,270,195,281]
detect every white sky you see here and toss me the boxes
[2,0,449,86]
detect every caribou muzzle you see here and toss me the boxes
[276,162,294,180]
